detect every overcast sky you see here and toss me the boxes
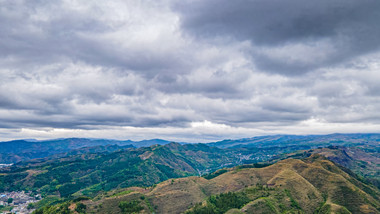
[1,0,380,142]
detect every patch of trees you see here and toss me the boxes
[203,169,228,180]
[186,192,250,214]
[119,200,143,213]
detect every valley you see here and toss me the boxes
[0,134,379,213]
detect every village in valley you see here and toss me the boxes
[0,191,40,214]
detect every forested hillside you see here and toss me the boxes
[32,155,380,214]
[0,143,239,198]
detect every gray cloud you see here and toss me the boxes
[0,0,380,141]
[174,0,380,74]
[0,0,193,77]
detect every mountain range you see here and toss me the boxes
[1,133,379,164]
[0,138,174,163]
[0,133,379,213]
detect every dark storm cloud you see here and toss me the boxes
[1,0,380,141]
[174,0,380,74]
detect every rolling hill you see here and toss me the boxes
[272,145,380,189]
[0,143,240,198]
[33,155,380,214]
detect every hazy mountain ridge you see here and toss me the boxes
[0,138,174,163]
[209,133,380,149]
[2,133,379,164]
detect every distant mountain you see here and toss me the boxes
[0,138,176,163]
[1,133,379,163]
[0,138,131,163]
[130,139,173,147]
[208,133,380,148]
[34,155,380,214]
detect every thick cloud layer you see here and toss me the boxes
[175,0,380,74]
[1,0,380,142]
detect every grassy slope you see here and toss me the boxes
[63,155,380,214]
[310,146,380,179]
[272,145,380,190]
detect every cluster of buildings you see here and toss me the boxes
[0,164,13,169]
[0,191,40,214]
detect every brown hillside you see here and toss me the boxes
[82,155,379,214]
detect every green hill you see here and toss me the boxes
[34,155,379,214]
[0,143,239,198]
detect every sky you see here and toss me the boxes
[1,0,380,142]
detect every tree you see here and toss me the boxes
[7,198,13,204]
[75,203,86,213]
[27,203,35,209]
[119,200,143,213]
